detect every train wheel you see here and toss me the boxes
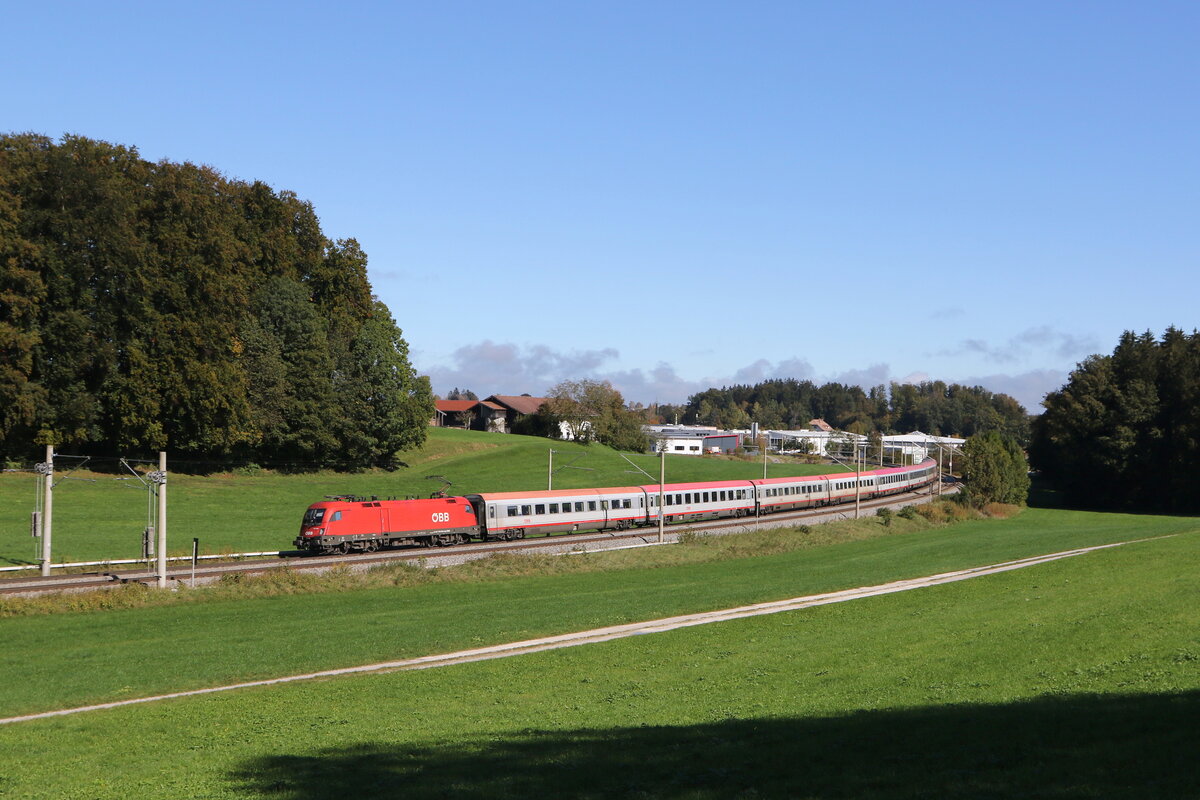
[336,541,352,555]
[362,540,379,553]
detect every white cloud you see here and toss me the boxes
[933,326,1099,365]
[958,369,1068,412]
[420,342,816,404]
[418,340,1068,412]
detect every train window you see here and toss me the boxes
[535,504,546,515]
[588,501,597,511]
[521,505,532,515]
[574,502,584,512]
[676,494,682,504]
[331,511,342,521]
[665,495,673,506]
[702,492,709,502]
[685,493,692,504]
[549,503,559,513]
[507,506,518,516]
[489,506,495,518]
[623,499,632,509]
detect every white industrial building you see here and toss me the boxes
[644,426,741,455]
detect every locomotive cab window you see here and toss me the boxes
[303,509,326,525]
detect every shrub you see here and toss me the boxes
[877,508,893,527]
[982,502,1022,519]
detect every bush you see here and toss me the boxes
[898,505,918,521]
[876,507,893,527]
[982,502,1022,519]
[916,500,978,525]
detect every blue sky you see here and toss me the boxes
[8,1,1198,413]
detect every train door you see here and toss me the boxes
[466,495,490,538]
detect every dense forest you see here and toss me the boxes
[657,379,1029,443]
[0,133,433,469]
[1031,328,1200,512]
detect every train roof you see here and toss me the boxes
[469,486,646,501]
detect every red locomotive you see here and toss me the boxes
[295,495,480,554]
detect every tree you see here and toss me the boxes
[335,300,434,468]
[1031,327,1200,511]
[961,430,1029,507]
[542,379,648,451]
[0,133,431,469]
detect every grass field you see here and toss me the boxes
[0,428,847,565]
[0,506,1197,797]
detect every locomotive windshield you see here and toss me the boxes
[302,508,326,526]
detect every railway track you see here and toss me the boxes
[1,485,949,597]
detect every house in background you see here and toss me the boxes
[432,399,506,431]
[483,394,548,434]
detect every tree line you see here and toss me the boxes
[1031,327,1200,512]
[658,378,1029,443]
[0,133,433,469]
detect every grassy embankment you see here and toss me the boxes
[0,428,845,565]
[0,503,1197,797]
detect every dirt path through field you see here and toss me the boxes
[0,538,1156,726]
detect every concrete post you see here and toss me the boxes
[40,445,53,576]
[156,451,167,589]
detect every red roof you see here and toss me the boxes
[486,395,548,415]
[436,400,479,413]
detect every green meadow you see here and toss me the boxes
[0,428,845,565]
[0,505,1197,798]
